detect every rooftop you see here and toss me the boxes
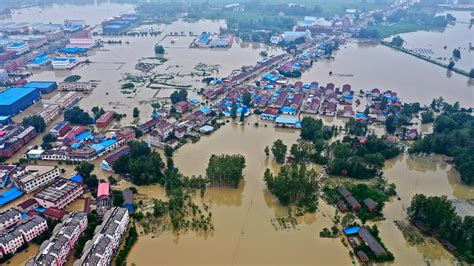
[24,81,56,89]
[0,87,38,106]
[34,177,82,205]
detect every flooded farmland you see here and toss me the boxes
[1,3,473,266]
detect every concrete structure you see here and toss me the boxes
[74,207,129,266]
[17,198,39,213]
[28,212,88,266]
[38,104,61,125]
[23,81,57,94]
[34,177,84,209]
[0,69,8,83]
[0,124,37,158]
[0,215,48,258]
[0,208,21,232]
[49,121,72,137]
[175,101,189,113]
[6,42,30,55]
[0,87,41,116]
[46,92,80,109]
[68,38,96,49]
[101,146,130,172]
[13,166,61,193]
[96,111,115,129]
[58,82,93,93]
[52,57,79,70]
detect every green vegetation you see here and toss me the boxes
[113,141,165,185]
[22,115,46,133]
[327,135,401,179]
[345,118,368,136]
[354,224,395,262]
[132,107,140,118]
[74,213,101,258]
[410,105,473,185]
[264,164,319,212]
[115,225,139,266]
[121,83,135,90]
[64,75,81,82]
[64,107,93,125]
[420,110,434,124]
[92,106,105,120]
[271,139,287,164]
[206,154,246,187]
[319,226,339,238]
[75,162,99,189]
[373,22,438,38]
[170,88,188,104]
[389,35,404,47]
[407,194,474,263]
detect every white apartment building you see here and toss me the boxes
[74,207,129,266]
[13,165,61,193]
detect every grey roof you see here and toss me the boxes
[337,186,351,198]
[358,227,387,257]
[345,196,361,209]
[122,189,133,204]
[0,208,21,225]
[363,198,378,210]
[34,177,82,204]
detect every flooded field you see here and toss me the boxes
[393,11,473,73]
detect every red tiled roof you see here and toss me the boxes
[44,207,68,220]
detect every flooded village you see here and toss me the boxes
[0,0,472,266]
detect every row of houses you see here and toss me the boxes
[28,212,88,266]
[0,215,48,258]
[74,207,129,265]
[25,125,135,162]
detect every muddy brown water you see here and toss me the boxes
[1,4,473,265]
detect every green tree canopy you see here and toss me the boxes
[206,154,246,187]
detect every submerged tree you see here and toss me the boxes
[271,139,287,164]
[206,154,246,187]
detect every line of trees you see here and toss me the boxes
[410,106,473,185]
[407,194,474,263]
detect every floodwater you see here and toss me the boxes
[1,3,473,266]
[299,41,473,107]
[30,19,283,125]
[4,1,135,25]
[127,115,473,266]
[128,116,353,266]
[391,11,473,73]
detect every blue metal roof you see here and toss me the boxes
[275,117,299,124]
[24,81,56,89]
[0,187,23,206]
[70,174,83,183]
[0,87,38,106]
[343,226,361,235]
[75,132,93,141]
[99,139,116,148]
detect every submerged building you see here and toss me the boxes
[0,87,41,116]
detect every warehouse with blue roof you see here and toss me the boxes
[23,81,57,94]
[0,87,40,116]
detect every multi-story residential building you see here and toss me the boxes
[74,207,129,266]
[51,57,79,70]
[28,212,88,266]
[0,69,8,83]
[5,42,30,55]
[45,92,80,109]
[0,208,21,232]
[38,104,61,125]
[49,121,72,137]
[0,124,38,158]
[34,177,84,209]
[155,121,173,140]
[0,215,48,258]
[96,111,115,129]
[58,82,93,93]
[13,165,61,193]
